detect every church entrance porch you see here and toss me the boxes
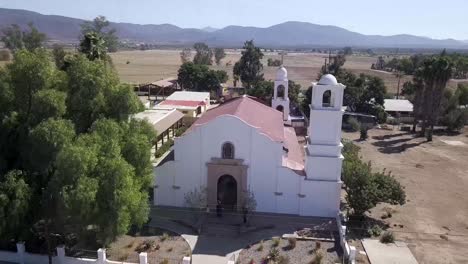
[206,158,248,211]
[217,175,237,210]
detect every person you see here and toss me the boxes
[242,206,248,224]
[216,199,222,217]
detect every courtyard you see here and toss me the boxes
[148,207,343,264]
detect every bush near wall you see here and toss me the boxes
[155,139,174,158]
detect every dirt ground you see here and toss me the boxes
[106,227,190,263]
[110,49,468,94]
[237,238,341,264]
[343,128,468,264]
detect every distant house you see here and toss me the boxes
[384,99,414,123]
[154,91,210,117]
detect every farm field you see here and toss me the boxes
[343,129,468,264]
[109,49,466,93]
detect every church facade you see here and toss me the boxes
[154,67,346,217]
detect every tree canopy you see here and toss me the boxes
[1,23,46,52]
[234,40,264,88]
[342,141,406,216]
[177,62,228,93]
[0,46,153,255]
[81,16,119,53]
[193,42,213,65]
[214,48,226,65]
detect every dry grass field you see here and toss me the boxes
[110,49,466,94]
[344,129,468,264]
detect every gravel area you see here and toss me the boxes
[107,227,190,263]
[237,237,342,264]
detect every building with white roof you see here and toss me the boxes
[154,91,210,117]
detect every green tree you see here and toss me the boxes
[1,24,24,51]
[81,16,119,52]
[246,80,273,102]
[0,42,153,253]
[193,42,213,65]
[6,49,54,123]
[177,62,227,93]
[233,40,264,88]
[1,23,46,52]
[342,141,406,216]
[180,48,191,64]
[419,54,453,141]
[52,44,68,70]
[22,23,47,51]
[0,170,31,240]
[214,48,226,65]
[79,32,107,61]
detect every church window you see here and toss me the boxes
[222,142,235,159]
[322,90,332,107]
[277,85,285,99]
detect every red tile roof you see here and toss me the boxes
[282,127,305,175]
[191,96,284,142]
[159,100,205,108]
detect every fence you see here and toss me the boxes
[0,243,191,264]
[336,214,356,264]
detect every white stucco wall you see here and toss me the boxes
[154,114,342,217]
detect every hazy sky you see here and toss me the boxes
[1,0,467,40]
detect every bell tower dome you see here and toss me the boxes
[305,74,346,181]
[272,66,290,121]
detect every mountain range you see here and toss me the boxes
[0,8,466,49]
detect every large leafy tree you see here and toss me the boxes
[0,46,154,259]
[79,32,107,61]
[342,141,406,216]
[214,48,226,65]
[178,62,228,93]
[81,16,119,53]
[1,23,46,52]
[233,40,264,88]
[0,170,31,240]
[193,42,213,65]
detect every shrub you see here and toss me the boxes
[342,141,406,216]
[380,231,395,244]
[256,240,264,251]
[175,126,188,137]
[266,248,280,262]
[155,139,174,158]
[126,60,130,64]
[359,126,369,140]
[347,117,361,132]
[167,247,173,252]
[160,259,169,264]
[287,237,296,249]
[160,232,170,242]
[271,237,281,248]
[367,225,382,237]
[309,249,324,264]
[309,241,321,255]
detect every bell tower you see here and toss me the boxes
[272,66,290,121]
[305,74,346,181]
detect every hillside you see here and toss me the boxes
[0,8,466,49]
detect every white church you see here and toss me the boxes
[154,67,346,217]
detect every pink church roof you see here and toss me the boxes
[191,96,285,142]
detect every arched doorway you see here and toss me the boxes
[217,175,237,210]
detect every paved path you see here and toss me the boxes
[149,206,339,264]
[362,239,418,264]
